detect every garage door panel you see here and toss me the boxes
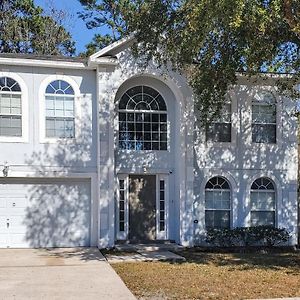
[0,198,6,208]
[0,179,91,248]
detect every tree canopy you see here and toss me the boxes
[0,0,75,56]
[80,0,300,121]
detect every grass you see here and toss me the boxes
[110,249,300,300]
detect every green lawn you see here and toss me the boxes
[110,249,300,300]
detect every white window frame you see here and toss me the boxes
[251,91,277,144]
[39,75,81,143]
[118,85,169,151]
[205,100,232,143]
[0,72,28,143]
[116,173,169,241]
[250,177,276,227]
[156,174,169,240]
[116,174,129,240]
[204,176,231,229]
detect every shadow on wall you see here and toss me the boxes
[193,82,298,245]
[21,93,99,248]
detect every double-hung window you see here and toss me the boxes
[206,101,231,142]
[250,177,276,226]
[252,92,276,143]
[205,176,231,229]
[45,80,75,138]
[0,77,22,137]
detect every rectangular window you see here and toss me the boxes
[250,191,275,226]
[206,103,231,142]
[159,180,165,231]
[45,95,75,138]
[119,179,125,232]
[252,99,276,143]
[0,93,22,137]
[118,112,168,150]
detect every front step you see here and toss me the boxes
[115,242,185,252]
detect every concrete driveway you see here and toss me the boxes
[0,248,136,300]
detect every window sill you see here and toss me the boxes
[0,136,28,143]
[40,137,77,144]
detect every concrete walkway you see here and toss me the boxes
[106,250,186,263]
[0,248,136,300]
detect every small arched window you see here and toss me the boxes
[250,177,276,226]
[118,85,167,150]
[45,80,75,138]
[252,91,276,143]
[205,176,231,229]
[0,77,22,136]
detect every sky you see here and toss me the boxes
[34,0,101,54]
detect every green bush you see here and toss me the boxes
[206,226,290,247]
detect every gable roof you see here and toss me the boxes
[88,35,134,66]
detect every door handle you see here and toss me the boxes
[6,219,9,228]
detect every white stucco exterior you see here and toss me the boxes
[0,39,298,248]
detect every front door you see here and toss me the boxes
[128,175,156,242]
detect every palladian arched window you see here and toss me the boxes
[118,85,168,150]
[250,177,276,226]
[45,80,75,138]
[0,77,22,136]
[205,176,231,229]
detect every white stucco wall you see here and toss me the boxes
[193,78,298,245]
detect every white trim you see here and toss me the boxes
[0,72,29,143]
[197,171,238,230]
[0,173,98,247]
[39,75,81,143]
[89,35,135,62]
[245,173,282,228]
[0,57,116,69]
[116,174,129,240]
[156,174,169,240]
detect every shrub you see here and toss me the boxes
[205,226,290,247]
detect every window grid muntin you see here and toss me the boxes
[0,76,21,92]
[205,177,231,229]
[252,92,276,143]
[250,177,276,226]
[45,80,75,139]
[0,77,22,137]
[206,102,232,143]
[45,80,74,95]
[159,180,165,231]
[118,86,168,151]
[119,179,125,232]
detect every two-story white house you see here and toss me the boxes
[0,37,298,248]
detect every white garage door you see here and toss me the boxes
[0,179,91,248]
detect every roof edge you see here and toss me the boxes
[88,34,135,63]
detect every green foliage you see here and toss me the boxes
[206,226,291,247]
[78,0,134,55]
[79,0,300,122]
[0,0,75,55]
[127,0,300,122]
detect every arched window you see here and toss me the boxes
[45,80,75,138]
[118,85,167,150]
[205,176,231,229]
[0,77,22,136]
[250,177,276,226]
[252,91,276,143]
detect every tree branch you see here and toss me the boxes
[283,0,300,37]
